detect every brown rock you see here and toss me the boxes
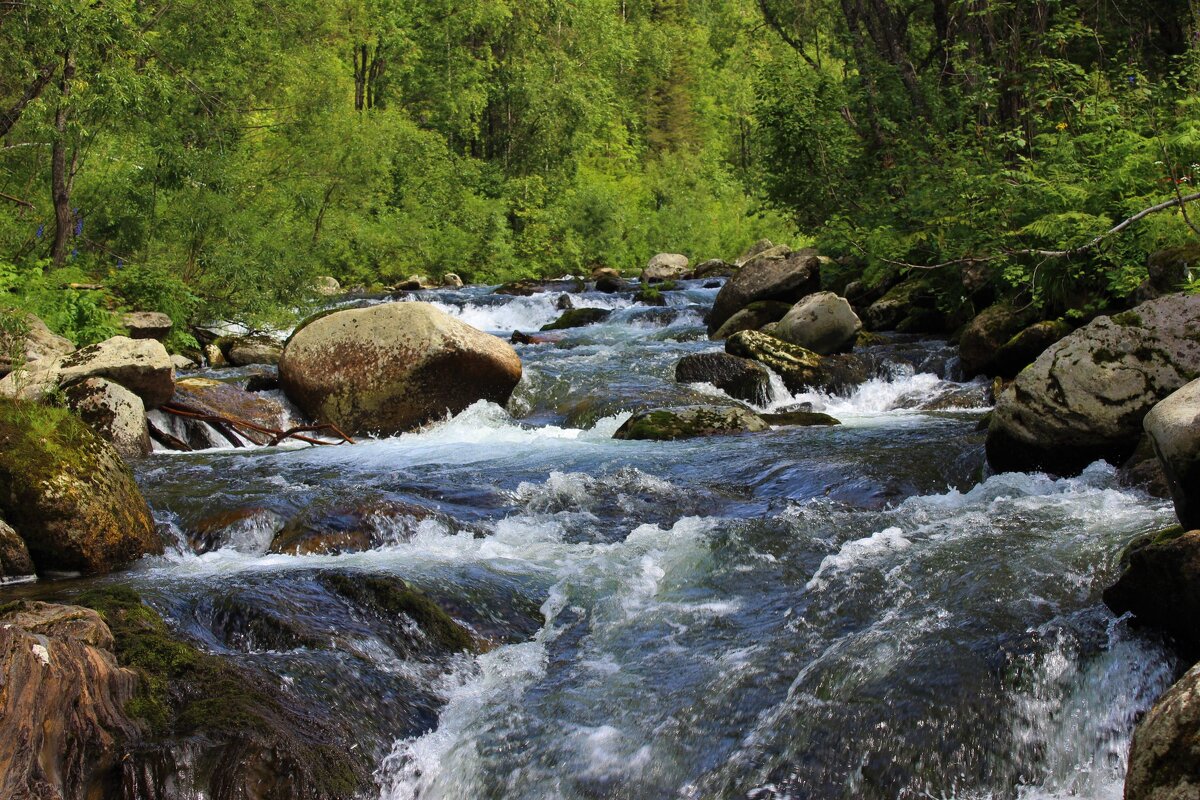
[0,518,34,582]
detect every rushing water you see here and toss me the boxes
[25,280,1184,798]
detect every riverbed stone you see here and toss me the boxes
[227,335,283,366]
[442,272,464,288]
[987,293,1200,475]
[708,248,822,335]
[1145,378,1200,530]
[761,410,841,426]
[990,319,1073,379]
[0,310,74,378]
[1104,527,1200,656]
[280,302,522,435]
[710,300,793,341]
[691,258,735,278]
[643,253,689,282]
[613,405,769,440]
[1125,656,1200,800]
[774,292,862,355]
[0,398,160,574]
[726,330,876,395]
[65,377,152,460]
[864,280,938,332]
[122,311,173,341]
[958,304,1035,377]
[675,352,773,406]
[171,377,298,446]
[0,335,175,409]
[541,307,612,331]
[269,499,446,555]
[1138,243,1200,301]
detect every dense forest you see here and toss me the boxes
[1,0,1198,346]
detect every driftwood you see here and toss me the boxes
[157,401,355,449]
[147,419,192,452]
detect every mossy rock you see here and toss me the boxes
[725,330,873,395]
[540,307,612,331]
[0,398,160,574]
[760,411,841,426]
[613,405,768,441]
[635,286,667,306]
[78,586,369,799]
[321,572,476,655]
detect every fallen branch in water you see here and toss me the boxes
[157,401,356,448]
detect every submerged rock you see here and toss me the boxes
[613,405,768,440]
[1104,527,1200,656]
[675,352,773,406]
[1125,656,1200,800]
[987,293,1200,475]
[269,498,449,555]
[540,307,612,331]
[761,411,841,426]
[774,291,862,355]
[65,377,152,460]
[279,302,522,435]
[708,248,821,335]
[1145,377,1200,529]
[320,572,476,656]
[726,330,875,395]
[0,398,160,575]
[0,310,74,378]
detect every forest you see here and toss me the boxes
[1,0,1198,346]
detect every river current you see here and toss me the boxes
[49,281,1186,798]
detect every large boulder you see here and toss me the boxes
[676,352,773,406]
[986,294,1200,475]
[710,300,793,341]
[707,248,822,335]
[0,601,140,800]
[279,302,522,435]
[162,377,300,448]
[122,311,173,341]
[613,405,768,441]
[958,304,1035,377]
[0,398,161,574]
[0,336,175,409]
[1104,528,1200,656]
[643,253,689,283]
[989,319,1073,379]
[65,377,152,460]
[726,330,876,395]
[774,292,862,355]
[1124,657,1200,800]
[0,310,74,377]
[1145,378,1200,530]
[0,518,34,582]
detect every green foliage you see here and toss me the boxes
[107,266,200,350]
[0,261,121,345]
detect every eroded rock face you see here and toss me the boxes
[708,249,821,335]
[726,330,876,395]
[643,253,689,282]
[675,352,772,406]
[0,311,74,378]
[0,602,141,800]
[65,377,152,461]
[1145,378,1200,530]
[1125,657,1200,800]
[279,302,522,435]
[0,336,175,409]
[613,405,768,440]
[0,398,160,575]
[774,292,862,355]
[986,294,1200,475]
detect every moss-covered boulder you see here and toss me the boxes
[1139,243,1200,300]
[1125,657,1200,800]
[708,248,822,335]
[987,293,1200,475]
[226,335,284,366]
[1104,527,1200,656]
[958,304,1036,377]
[320,573,476,656]
[0,398,160,575]
[279,302,522,435]
[613,405,768,441]
[725,330,876,395]
[540,307,612,331]
[990,319,1073,379]
[710,300,794,341]
[864,280,939,332]
[675,352,773,406]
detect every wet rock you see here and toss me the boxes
[708,248,821,335]
[987,293,1200,476]
[710,300,793,341]
[690,258,735,278]
[280,302,522,435]
[0,601,140,800]
[269,499,447,555]
[65,377,152,460]
[227,335,283,366]
[0,310,74,377]
[1,335,175,409]
[313,275,342,296]
[122,311,173,341]
[643,253,689,282]
[595,273,626,293]
[1119,433,1172,498]
[167,377,298,447]
[614,405,768,440]
[555,293,574,310]
[635,284,669,306]
[244,371,280,392]
[395,274,432,291]
[541,307,611,331]
[675,352,773,406]
[958,304,1035,377]
[0,518,35,582]
[1145,377,1200,529]
[0,398,160,574]
[187,506,283,554]
[726,330,876,395]
[495,279,546,296]
[1137,243,1200,301]
[1125,655,1200,800]
[760,411,841,426]
[442,272,464,288]
[990,319,1073,379]
[774,292,862,355]
[865,280,938,332]
[912,383,993,411]
[320,572,476,656]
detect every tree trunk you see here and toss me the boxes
[0,60,56,139]
[51,49,76,266]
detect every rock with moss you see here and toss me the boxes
[279,302,522,435]
[1138,243,1200,300]
[321,573,476,656]
[761,411,841,426]
[726,330,876,395]
[709,301,793,341]
[65,377,152,460]
[774,292,862,355]
[708,248,821,335]
[540,307,612,331]
[122,311,173,341]
[990,319,1073,378]
[676,352,773,406]
[987,293,1200,475]
[958,304,1036,377]
[1118,433,1172,498]
[1104,527,1200,657]
[0,310,74,378]
[1124,657,1200,800]
[635,285,668,306]
[226,335,284,366]
[0,518,34,582]
[0,397,161,574]
[1145,377,1200,530]
[864,280,938,332]
[0,335,175,409]
[613,405,768,440]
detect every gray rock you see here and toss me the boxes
[1145,378,1200,529]
[726,330,877,395]
[170,353,196,371]
[227,336,284,366]
[708,248,821,335]
[65,377,152,460]
[987,293,1200,475]
[958,304,1034,377]
[736,242,789,268]
[675,352,773,406]
[643,253,690,282]
[313,275,342,296]
[710,301,793,341]
[690,259,735,278]
[0,335,175,409]
[122,311,173,341]
[774,292,862,355]
[442,273,464,289]
[865,280,938,332]
[613,405,768,441]
[990,319,1073,379]
[1125,655,1200,800]
[0,311,74,377]
[1104,528,1200,656]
